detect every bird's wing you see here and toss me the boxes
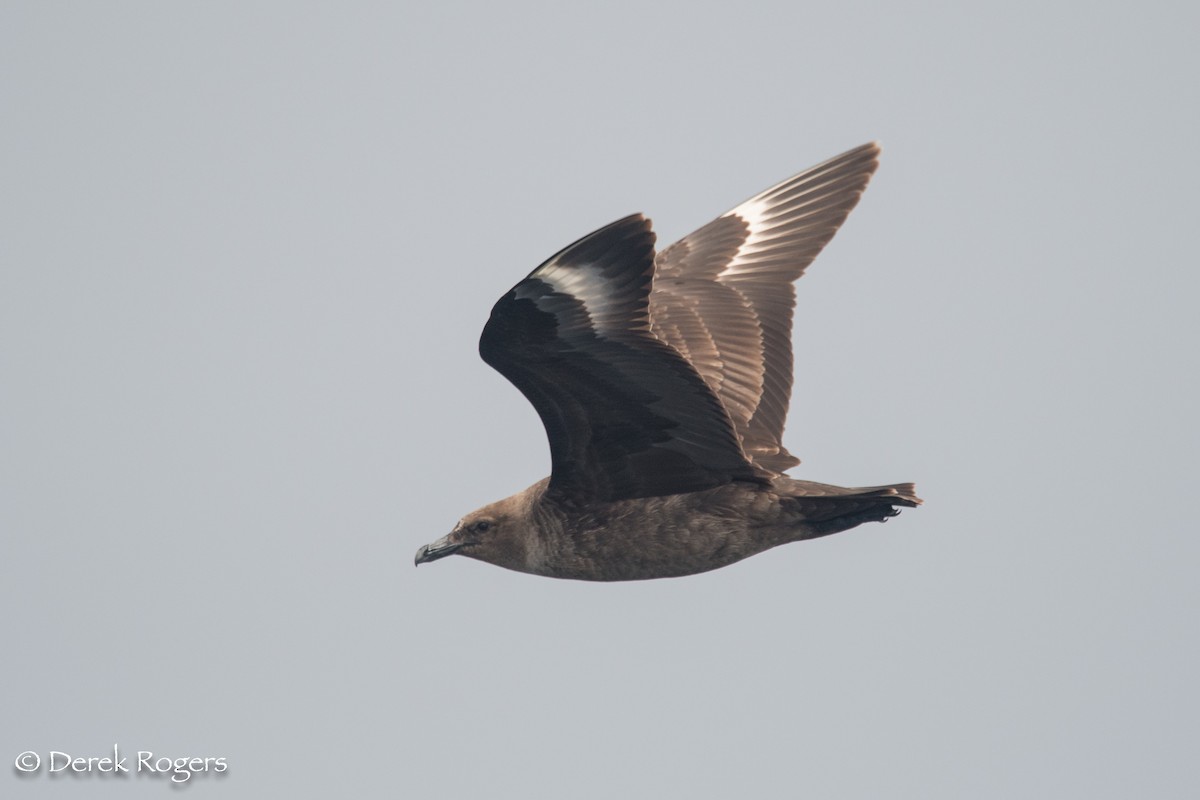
[480,214,767,503]
[652,142,881,473]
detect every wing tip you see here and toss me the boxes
[529,212,658,281]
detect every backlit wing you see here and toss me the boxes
[652,143,881,472]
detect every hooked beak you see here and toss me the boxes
[414,534,465,566]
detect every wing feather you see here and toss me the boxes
[480,214,766,502]
[652,143,881,473]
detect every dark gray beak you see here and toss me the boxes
[414,534,463,566]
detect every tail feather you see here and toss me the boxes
[774,478,922,538]
[852,482,922,508]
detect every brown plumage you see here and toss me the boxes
[415,143,921,581]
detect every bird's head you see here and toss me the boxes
[414,495,534,573]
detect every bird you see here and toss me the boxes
[414,142,920,581]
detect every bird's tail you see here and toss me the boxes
[775,478,922,539]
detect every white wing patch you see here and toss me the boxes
[718,196,773,279]
[536,261,640,336]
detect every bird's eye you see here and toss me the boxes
[473,521,492,534]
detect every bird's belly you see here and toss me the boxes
[540,505,781,582]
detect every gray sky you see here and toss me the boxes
[3,2,1198,797]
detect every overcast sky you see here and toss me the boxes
[3,2,1198,798]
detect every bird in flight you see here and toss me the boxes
[415,143,920,581]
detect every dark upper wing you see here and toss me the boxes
[652,143,881,473]
[479,214,766,503]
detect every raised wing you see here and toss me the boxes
[652,142,881,472]
[479,214,767,503]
